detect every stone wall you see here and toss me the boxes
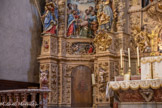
[0,0,44,83]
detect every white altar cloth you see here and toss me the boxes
[141,56,162,80]
[106,79,162,98]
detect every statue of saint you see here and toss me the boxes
[41,3,57,35]
[67,10,78,37]
[97,0,113,31]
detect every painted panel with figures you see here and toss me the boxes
[67,0,97,38]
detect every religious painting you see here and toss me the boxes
[41,0,58,35]
[66,0,97,38]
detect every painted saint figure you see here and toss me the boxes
[89,11,97,36]
[66,1,96,38]
[41,3,57,35]
[97,0,113,31]
[79,9,90,37]
[67,10,76,37]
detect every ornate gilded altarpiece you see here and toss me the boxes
[37,0,162,107]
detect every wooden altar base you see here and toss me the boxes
[114,88,162,102]
[112,75,162,108]
[113,88,162,108]
[117,102,162,108]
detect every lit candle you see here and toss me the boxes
[137,47,140,66]
[120,49,123,68]
[91,74,95,85]
[128,48,131,68]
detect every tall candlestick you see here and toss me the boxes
[128,48,131,67]
[137,47,140,66]
[120,49,123,68]
[91,74,95,85]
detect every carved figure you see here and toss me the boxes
[67,10,77,37]
[79,9,90,37]
[40,70,49,89]
[99,69,106,83]
[41,3,57,35]
[97,0,113,31]
[132,26,150,53]
[67,1,96,38]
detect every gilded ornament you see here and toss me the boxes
[94,31,112,51]
[148,30,159,54]
[132,26,150,53]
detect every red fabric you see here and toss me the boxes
[67,23,74,37]
[74,15,79,19]
[45,26,56,34]
[139,67,141,73]
[88,47,93,53]
[113,103,118,108]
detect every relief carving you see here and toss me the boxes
[94,30,112,52]
[50,64,58,104]
[98,62,109,102]
[66,42,95,55]
[51,37,58,55]
[43,39,50,52]
[62,65,74,104]
[146,1,162,23]
[40,64,50,89]
[41,1,58,35]
[139,89,154,102]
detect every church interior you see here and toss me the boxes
[0,0,162,108]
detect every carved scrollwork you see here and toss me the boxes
[50,64,58,104]
[51,37,58,55]
[94,30,112,52]
[62,65,74,104]
[97,62,109,102]
[131,25,150,53]
[146,1,162,23]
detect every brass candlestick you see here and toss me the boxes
[127,67,131,75]
[120,68,124,76]
[137,66,141,75]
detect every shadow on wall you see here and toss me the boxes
[28,0,45,83]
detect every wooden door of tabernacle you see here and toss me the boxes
[71,65,92,107]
